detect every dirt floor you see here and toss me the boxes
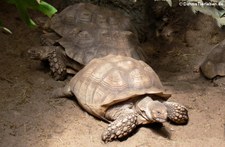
[0,1,225,147]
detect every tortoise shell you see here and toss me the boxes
[50,3,134,36]
[200,39,225,79]
[47,3,145,65]
[69,55,171,119]
[58,29,144,65]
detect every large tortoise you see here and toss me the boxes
[53,55,189,142]
[60,0,153,42]
[28,3,146,80]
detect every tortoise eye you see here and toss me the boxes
[155,110,162,115]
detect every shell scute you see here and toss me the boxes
[102,70,128,90]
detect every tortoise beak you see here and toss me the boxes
[155,118,166,123]
[151,110,167,123]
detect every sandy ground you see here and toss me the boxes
[0,1,225,147]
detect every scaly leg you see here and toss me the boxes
[102,113,138,143]
[39,33,67,80]
[28,46,67,80]
[163,102,189,124]
[48,47,67,80]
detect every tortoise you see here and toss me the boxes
[60,0,153,42]
[53,55,189,142]
[200,39,225,79]
[28,3,146,80]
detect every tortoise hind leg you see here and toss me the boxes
[102,113,138,143]
[52,85,73,98]
[163,102,189,124]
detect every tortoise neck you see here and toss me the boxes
[105,102,135,121]
[135,96,155,124]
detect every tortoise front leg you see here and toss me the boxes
[163,102,189,124]
[28,46,67,80]
[102,113,138,143]
[39,33,67,80]
[48,46,67,80]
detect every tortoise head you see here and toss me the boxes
[147,100,168,123]
[136,96,167,124]
[27,46,53,60]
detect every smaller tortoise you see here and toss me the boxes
[53,55,188,142]
[200,39,225,79]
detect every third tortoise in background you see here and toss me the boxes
[200,39,225,79]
